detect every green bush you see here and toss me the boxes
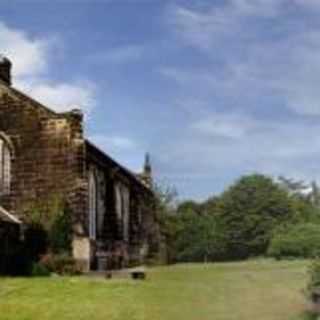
[48,206,72,254]
[268,223,320,259]
[39,253,81,276]
[175,212,227,262]
[305,259,320,320]
[307,260,320,294]
[31,262,51,277]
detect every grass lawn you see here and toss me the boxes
[0,259,310,320]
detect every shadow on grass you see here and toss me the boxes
[299,311,319,320]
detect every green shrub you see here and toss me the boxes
[307,260,320,294]
[31,262,51,277]
[304,259,320,320]
[175,212,227,262]
[268,223,320,259]
[48,205,72,254]
[39,253,81,276]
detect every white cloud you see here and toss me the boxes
[165,3,320,116]
[90,45,144,65]
[167,1,283,51]
[231,0,283,16]
[0,22,96,116]
[89,134,144,172]
[192,112,257,139]
[155,110,320,191]
[0,22,49,77]
[17,80,96,115]
[158,2,320,196]
[90,134,137,151]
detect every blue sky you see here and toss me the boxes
[1,0,320,200]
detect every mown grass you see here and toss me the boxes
[0,259,310,320]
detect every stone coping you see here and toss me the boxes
[0,206,21,224]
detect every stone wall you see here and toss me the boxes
[0,84,87,235]
[0,80,159,271]
[86,142,157,268]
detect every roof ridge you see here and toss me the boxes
[85,139,152,194]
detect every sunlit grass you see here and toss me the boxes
[0,259,309,320]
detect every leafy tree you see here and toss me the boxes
[217,174,295,259]
[278,176,309,197]
[175,212,226,262]
[201,196,220,216]
[177,200,202,215]
[290,196,320,224]
[151,183,179,263]
[278,177,320,222]
[310,181,320,208]
[154,175,320,263]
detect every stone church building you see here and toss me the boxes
[0,56,159,271]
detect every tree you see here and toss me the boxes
[278,177,320,222]
[177,200,202,215]
[310,181,320,208]
[151,183,179,263]
[217,174,295,259]
[278,176,309,197]
[202,196,220,216]
[175,212,226,262]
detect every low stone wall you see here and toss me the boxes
[72,236,92,272]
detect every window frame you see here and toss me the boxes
[0,133,12,196]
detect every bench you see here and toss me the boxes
[104,267,146,280]
[130,268,146,280]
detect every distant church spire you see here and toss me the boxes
[142,152,153,188]
[144,152,152,175]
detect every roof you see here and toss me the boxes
[0,206,21,224]
[86,140,153,195]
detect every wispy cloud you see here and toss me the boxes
[18,80,96,115]
[153,109,320,197]
[0,22,50,77]
[166,0,283,51]
[0,22,96,116]
[164,2,320,116]
[191,112,258,139]
[90,134,137,151]
[89,134,143,172]
[3,3,320,200]
[294,0,320,9]
[151,1,320,199]
[89,45,144,65]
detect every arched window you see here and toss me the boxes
[0,137,11,195]
[115,182,130,242]
[88,170,97,239]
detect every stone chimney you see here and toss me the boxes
[70,108,84,122]
[0,55,12,86]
